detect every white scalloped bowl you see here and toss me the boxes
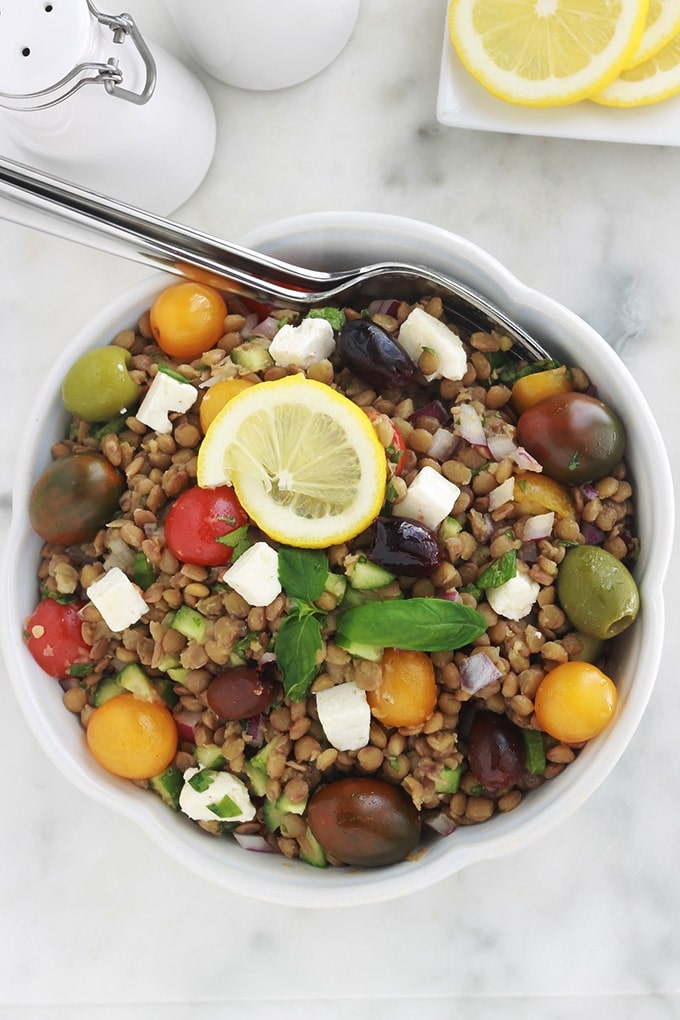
[1,213,673,907]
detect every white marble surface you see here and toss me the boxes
[1,1,679,1016]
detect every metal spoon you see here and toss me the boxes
[0,155,550,360]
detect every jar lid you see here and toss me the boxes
[0,0,94,95]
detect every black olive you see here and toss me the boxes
[367,516,444,576]
[337,319,416,389]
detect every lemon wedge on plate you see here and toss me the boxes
[591,26,680,104]
[448,0,649,106]
[628,0,680,66]
[197,375,387,548]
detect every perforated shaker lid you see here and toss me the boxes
[0,0,94,96]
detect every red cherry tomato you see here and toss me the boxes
[164,485,248,566]
[516,392,625,485]
[24,597,92,679]
[364,409,407,475]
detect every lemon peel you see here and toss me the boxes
[628,0,680,67]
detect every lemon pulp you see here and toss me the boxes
[197,375,387,548]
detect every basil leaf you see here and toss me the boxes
[477,550,517,590]
[336,598,487,652]
[278,547,328,603]
[274,611,323,701]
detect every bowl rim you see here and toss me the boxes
[1,211,673,907]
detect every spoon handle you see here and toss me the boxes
[0,155,346,304]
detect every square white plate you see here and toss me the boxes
[436,14,680,146]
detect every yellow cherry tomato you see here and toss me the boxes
[511,366,573,415]
[513,470,575,519]
[86,693,178,779]
[534,661,617,744]
[199,377,256,433]
[150,282,227,360]
[367,648,437,728]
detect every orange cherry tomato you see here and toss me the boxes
[511,366,573,415]
[199,377,256,432]
[534,661,617,744]
[367,648,437,728]
[150,282,227,360]
[86,693,178,779]
[513,470,575,519]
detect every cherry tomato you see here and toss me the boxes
[24,596,92,679]
[199,378,256,433]
[512,470,575,519]
[534,661,618,744]
[150,282,227,360]
[367,648,437,728]
[307,777,421,867]
[516,392,625,485]
[29,452,125,546]
[86,693,178,779]
[510,365,572,415]
[164,485,248,566]
[364,409,408,475]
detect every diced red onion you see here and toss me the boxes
[428,428,459,462]
[409,399,450,425]
[459,652,502,694]
[581,483,599,501]
[522,511,555,541]
[488,476,515,511]
[244,713,265,747]
[367,299,400,316]
[175,709,203,743]
[424,812,457,837]
[454,403,487,448]
[233,832,278,853]
[251,315,280,341]
[240,312,259,338]
[486,432,518,462]
[582,522,605,545]
[59,677,80,692]
[517,541,538,563]
[511,446,543,472]
[439,588,460,602]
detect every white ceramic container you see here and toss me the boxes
[1,212,673,907]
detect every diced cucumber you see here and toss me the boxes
[170,605,208,643]
[133,551,155,590]
[117,663,159,702]
[231,338,274,373]
[148,765,184,811]
[439,516,463,541]
[347,555,396,591]
[195,743,226,770]
[435,764,462,794]
[335,633,384,662]
[93,677,125,706]
[323,570,348,603]
[244,734,285,798]
[298,826,328,868]
[167,666,190,685]
[263,792,307,833]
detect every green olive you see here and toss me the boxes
[62,347,140,422]
[557,545,640,640]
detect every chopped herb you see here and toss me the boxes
[93,416,128,441]
[188,769,215,793]
[496,357,561,386]
[477,550,517,590]
[157,362,192,384]
[568,451,581,472]
[216,524,251,561]
[68,663,94,678]
[208,794,242,819]
[522,729,547,775]
[307,307,346,331]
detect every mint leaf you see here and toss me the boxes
[278,547,328,604]
[274,611,323,701]
[307,307,346,331]
[477,550,517,590]
[336,598,487,652]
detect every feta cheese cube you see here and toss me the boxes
[179,767,256,823]
[222,541,282,607]
[86,567,147,632]
[269,317,335,369]
[393,466,460,532]
[136,371,198,434]
[316,681,371,752]
[486,570,540,621]
[398,307,467,382]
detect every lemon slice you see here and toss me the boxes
[591,27,680,103]
[448,0,649,107]
[628,0,680,66]
[197,375,387,548]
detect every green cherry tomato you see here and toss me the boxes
[516,392,625,485]
[29,452,125,546]
[62,347,141,422]
[557,544,640,640]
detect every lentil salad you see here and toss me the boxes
[24,282,639,870]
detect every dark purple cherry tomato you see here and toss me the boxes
[29,452,125,546]
[337,319,416,389]
[307,777,421,867]
[206,666,275,720]
[516,392,625,485]
[368,516,443,576]
[164,485,248,566]
[467,711,525,790]
[24,596,92,679]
